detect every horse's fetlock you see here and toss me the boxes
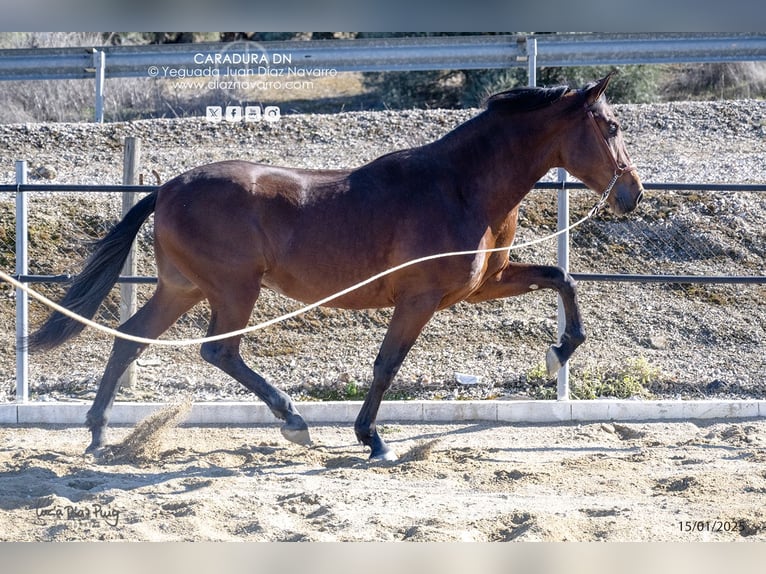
[570,329,586,346]
[354,424,374,445]
[85,408,105,430]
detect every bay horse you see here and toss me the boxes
[29,73,643,461]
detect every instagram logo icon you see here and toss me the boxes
[263,106,281,123]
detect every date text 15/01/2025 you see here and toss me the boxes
[679,520,752,533]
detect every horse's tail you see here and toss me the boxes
[27,190,158,351]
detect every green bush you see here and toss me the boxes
[572,357,657,400]
[460,66,663,107]
[364,65,663,110]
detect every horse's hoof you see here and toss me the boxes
[546,346,562,377]
[84,439,103,455]
[84,445,107,460]
[370,448,398,462]
[281,425,313,447]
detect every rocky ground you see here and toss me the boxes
[1,98,765,404]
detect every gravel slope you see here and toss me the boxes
[1,99,765,404]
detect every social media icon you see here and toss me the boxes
[206,106,222,122]
[225,106,242,122]
[245,106,262,122]
[263,106,281,123]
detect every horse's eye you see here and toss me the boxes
[608,122,619,136]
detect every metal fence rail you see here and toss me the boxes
[5,180,766,290]
[2,34,766,80]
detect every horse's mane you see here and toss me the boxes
[485,85,570,113]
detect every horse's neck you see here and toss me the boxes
[437,111,558,216]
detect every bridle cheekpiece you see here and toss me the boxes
[585,103,637,215]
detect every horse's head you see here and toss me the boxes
[561,73,644,215]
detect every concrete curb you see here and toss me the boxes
[1,399,765,426]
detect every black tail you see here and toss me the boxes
[28,191,158,351]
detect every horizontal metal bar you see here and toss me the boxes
[105,35,529,76]
[571,273,766,284]
[3,182,766,194]
[532,182,766,192]
[536,34,766,66]
[0,36,527,81]
[641,182,766,192]
[0,47,94,80]
[9,273,764,287]
[0,184,158,193]
[10,274,157,284]
[14,274,71,283]
[1,34,766,82]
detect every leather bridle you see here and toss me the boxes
[585,104,637,177]
[584,104,638,214]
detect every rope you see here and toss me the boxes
[1,194,606,348]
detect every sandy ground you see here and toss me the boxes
[1,415,765,542]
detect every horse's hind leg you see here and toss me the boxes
[86,284,202,453]
[200,291,311,447]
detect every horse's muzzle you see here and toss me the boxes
[619,189,643,214]
[613,173,644,215]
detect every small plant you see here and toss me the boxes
[342,380,364,400]
[571,357,658,400]
[304,378,368,401]
[524,356,660,400]
[385,389,415,401]
[525,363,557,400]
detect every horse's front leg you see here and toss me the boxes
[467,263,586,377]
[355,295,440,461]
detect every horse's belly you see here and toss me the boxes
[260,271,393,310]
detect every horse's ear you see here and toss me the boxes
[584,71,616,105]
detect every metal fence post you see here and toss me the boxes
[15,161,28,403]
[526,37,537,87]
[527,39,571,399]
[118,137,140,389]
[93,49,105,123]
[556,168,571,400]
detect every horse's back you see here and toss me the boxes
[151,160,361,298]
[150,156,483,308]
